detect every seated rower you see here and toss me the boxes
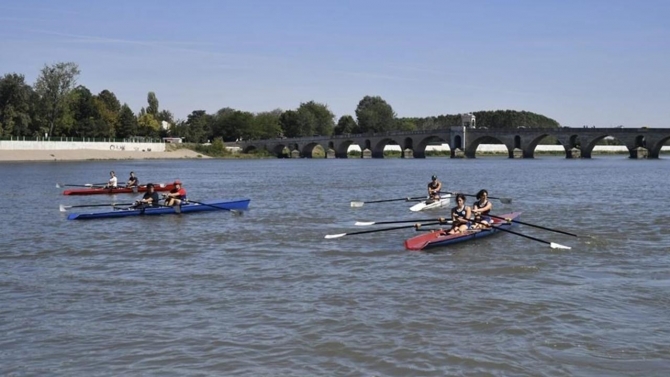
[125,171,139,188]
[163,180,187,207]
[104,171,118,189]
[131,183,160,208]
[471,189,493,229]
[447,193,472,234]
[427,175,442,201]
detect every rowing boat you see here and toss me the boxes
[63,183,175,196]
[67,198,250,220]
[409,194,452,212]
[404,212,521,251]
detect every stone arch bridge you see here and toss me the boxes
[233,127,670,159]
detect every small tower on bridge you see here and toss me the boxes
[450,113,475,158]
[461,113,476,128]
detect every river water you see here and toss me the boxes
[1,156,669,376]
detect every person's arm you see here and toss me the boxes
[436,181,442,192]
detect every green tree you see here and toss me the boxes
[97,90,121,113]
[252,111,282,140]
[117,104,138,138]
[333,115,357,135]
[355,95,396,133]
[137,112,161,138]
[213,109,254,141]
[70,86,109,137]
[296,101,334,136]
[395,118,417,132]
[279,110,300,138]
[33,62,80,136]
[147,91,159,116]
[0,73,34,137]
[94,90,121,137]
[181,110,212,143]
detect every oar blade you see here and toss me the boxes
[56,183,62,188]
[325,233,347,239]
[499,198,513,204]
[350,201,364,207]
[550,242,571,250]
[354,221,375,226]
[59,204,69,212]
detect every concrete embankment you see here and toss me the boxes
[0,140,208,161]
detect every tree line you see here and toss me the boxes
[0,61,561,142]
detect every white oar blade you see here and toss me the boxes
[85,183,93,187]
[550,242,571,250]
[354,221,375,226]
[56,183,62,188]
[59,204,69,212]
[350,201,364,207]
[325,233,346,239]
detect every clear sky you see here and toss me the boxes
[1,0,668,128]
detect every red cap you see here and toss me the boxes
[174,180,181,185]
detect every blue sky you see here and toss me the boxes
[1,0,668,128]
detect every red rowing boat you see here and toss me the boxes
[62,183,176,196]
[404,212,522,251]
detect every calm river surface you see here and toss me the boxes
[1,156,669,376]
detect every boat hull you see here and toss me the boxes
[404,212,522,251]
[67,198,250,220]
[63,183,176,196]
[409,194,451,212]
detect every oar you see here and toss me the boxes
[185,199,243,215]
[350,196,427,207]
[477,220,571,250]
[442,192,512,204]
[355,217,451,226]
[59,202,134,212]
[488,214,578,237]
[56,183,107,188]
[325,221,441,239]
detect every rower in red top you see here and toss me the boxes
[163,180,187,207]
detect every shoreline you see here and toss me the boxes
[0,149,210,162]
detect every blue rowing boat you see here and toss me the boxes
[404,212,521,251]
[67,198,251,220]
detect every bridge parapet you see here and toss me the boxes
[235,127,669,159]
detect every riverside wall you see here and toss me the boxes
[0,140,166,152]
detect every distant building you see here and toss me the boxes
[163,137,183,143]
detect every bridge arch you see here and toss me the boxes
[649,135,670,158]
[300,142,324,158]
[372,137,402,158]
[465,135,508,158]
[415,135,448,159]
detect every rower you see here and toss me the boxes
[125,171,139,188]
[163,180,187,207]
[471,189,493,228]
[447,193,472,234]
[132,183,160,208]
[427,175,442,201]
[104,171,118,189]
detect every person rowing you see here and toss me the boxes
[104,171,118,189]
[447,193,472,234]
[427,175,442,201]
[131,183,160,209]
[163,180,187,207]
[471,189,493,228]
[125,171,139,188]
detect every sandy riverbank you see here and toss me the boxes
[0,149,210,162]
